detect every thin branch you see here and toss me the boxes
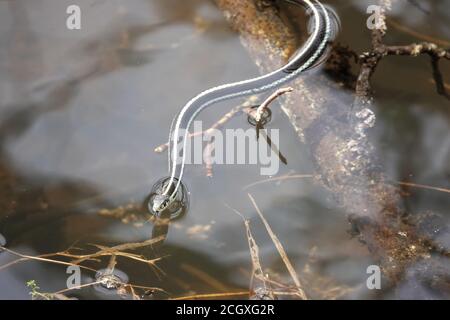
[356,1,450,101]
[254,87,293,122]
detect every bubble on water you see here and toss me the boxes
[94,268,129,295]
[247,105,272,127]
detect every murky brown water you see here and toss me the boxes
[0,0,449,299]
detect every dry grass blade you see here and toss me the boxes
[247,193,307,300]
[244,219,273,298]
[243,173,315,190]
[226,204,275,299]
[396,181,450,195]
[91,235,165,252]
[53,280,104,296]
[172,291,250,300]
[0,247,96,272]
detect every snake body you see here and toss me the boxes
[150,0,337,215]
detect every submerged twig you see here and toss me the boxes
[1,236,166,278]
[180,263,230,293]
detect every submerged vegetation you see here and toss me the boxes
[3,192,353,300]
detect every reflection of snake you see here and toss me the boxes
[150,0,338,215]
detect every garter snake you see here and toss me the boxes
[149,0,338,217]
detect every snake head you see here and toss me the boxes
[150,194,171,215]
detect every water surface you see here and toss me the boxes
[0,0,449,299]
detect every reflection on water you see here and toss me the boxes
[0,0,448,299]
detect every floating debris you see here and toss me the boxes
[94,268,129,295]
[250,287,276,300]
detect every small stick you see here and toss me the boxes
[254,87,293,123]
[243,173,315,190]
